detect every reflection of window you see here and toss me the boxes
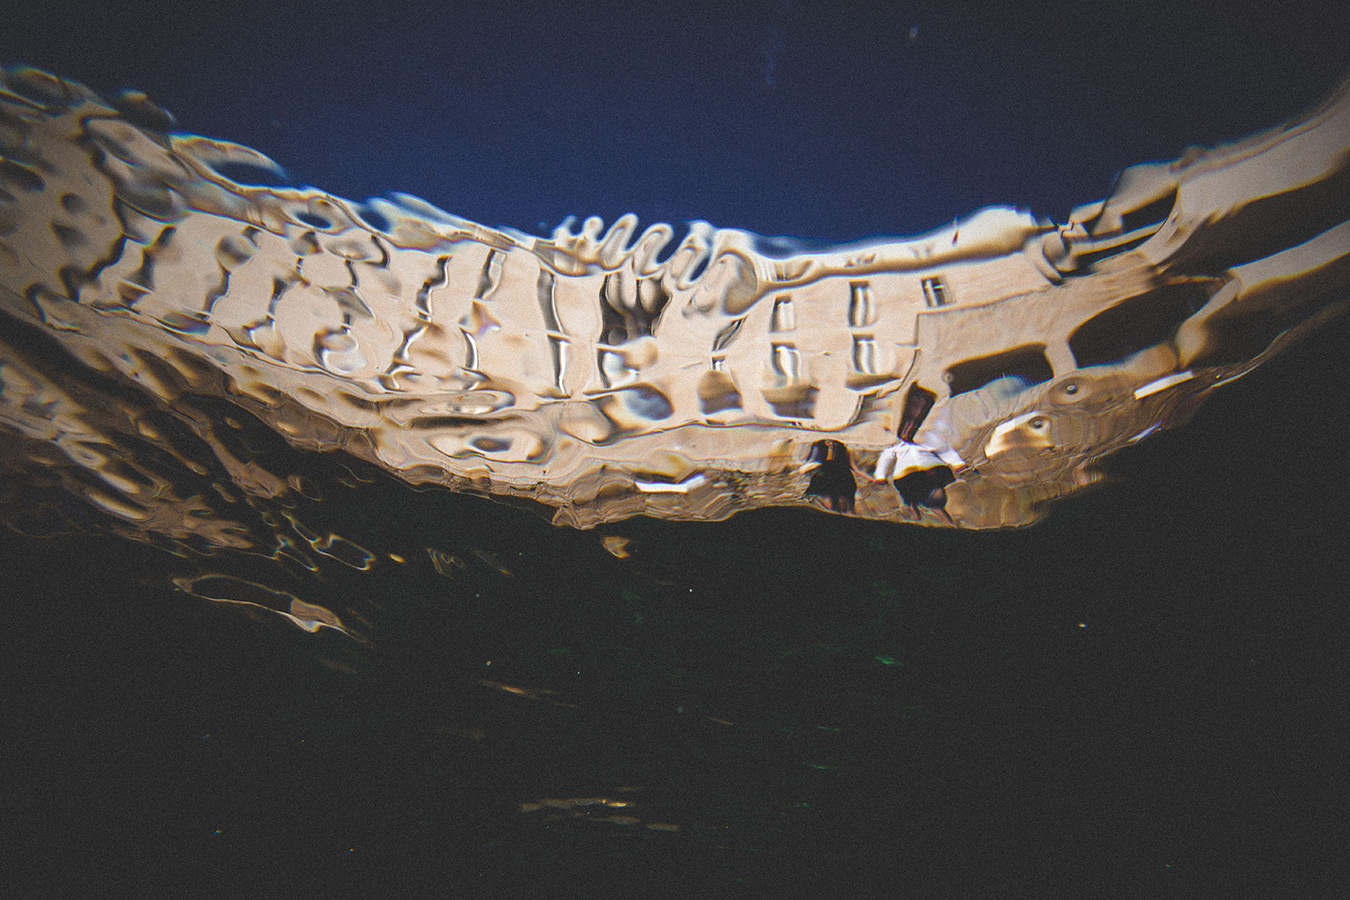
[945,344,1053,396]
[771,342,800,380]
[848,281,874,327]
[851,336,876,375]
[921,276,949,308]
[1068,282,1208,367]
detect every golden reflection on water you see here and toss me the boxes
[171,574,365,640]
[519,790,680,832]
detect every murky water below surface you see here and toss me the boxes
[5,317,1350,895]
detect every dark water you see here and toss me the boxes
[4,2,1349,896]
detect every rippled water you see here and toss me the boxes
[4,4,1349,897]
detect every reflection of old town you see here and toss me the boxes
[3,65,1349,542]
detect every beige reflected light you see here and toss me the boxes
[2,66,1348,536]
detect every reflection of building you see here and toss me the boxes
[3,66,1348,540]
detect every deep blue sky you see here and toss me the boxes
[5,1,1348,241]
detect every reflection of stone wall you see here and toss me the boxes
[3,66,1348,538]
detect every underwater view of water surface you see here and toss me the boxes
[4,2,1349,896]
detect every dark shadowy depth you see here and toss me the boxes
[3,2,1348,896]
